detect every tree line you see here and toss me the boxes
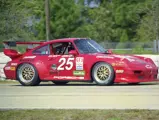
[0,0,159,43]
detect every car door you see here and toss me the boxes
[48,42,85,81]
[31,44,58,80]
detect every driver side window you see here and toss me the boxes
[51,42,75,55]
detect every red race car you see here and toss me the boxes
[3,38,158,86]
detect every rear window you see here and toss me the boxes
[33,45,50,55]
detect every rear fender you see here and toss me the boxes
[4,49,22,60]
[16,62,39,80]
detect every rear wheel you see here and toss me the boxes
[92,62,115,86]
[17,63,40,86]
[53,81,69,85]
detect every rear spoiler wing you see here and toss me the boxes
[3,41,45,48]
[3,41,46,60]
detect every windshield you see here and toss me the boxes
[74,39,106,54]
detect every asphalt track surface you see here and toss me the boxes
[0,82,159,110]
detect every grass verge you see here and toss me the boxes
[0,109,159,120]
[113,49,153,54]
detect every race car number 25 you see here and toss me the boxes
[57,58,74,70]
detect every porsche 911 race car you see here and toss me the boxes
[3,38,158,86]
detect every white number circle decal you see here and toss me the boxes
[57,58,74,70]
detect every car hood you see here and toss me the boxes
[95,53,149,65]
[92,53,157,70]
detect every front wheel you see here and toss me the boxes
[17,63,40,86]
[92,62,115,86]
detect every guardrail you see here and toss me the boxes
[0,53,11,79]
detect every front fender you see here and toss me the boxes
[133,55,157,67]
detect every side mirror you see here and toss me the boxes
[107,49,113,54]
[69,50,78,56]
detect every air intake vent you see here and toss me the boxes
[134,70,142,74]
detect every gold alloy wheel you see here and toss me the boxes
[19,64,35,82]
[22,67,34,80]
[97,66,109,81]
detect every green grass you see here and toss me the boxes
[113,49,153,54]
[0,109,159,120]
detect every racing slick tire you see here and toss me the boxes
[17,63,40,86]
[92,62,115,86]
[53,81,69,85]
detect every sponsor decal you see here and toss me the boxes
[116,70,124,73]
[76,66,83,70]
[51,64,57,70]
[61,55,72,57]
[5,66,15,71]
[48,55,72,58]
[125,57,135,62]
[11,63,18,66]
[96,56,114,59]
[53,76,84,80]
[120,56,135,62]
[5,67,11,70]
[112,62,125,66]
[112,63,115,66]
[57,58,74,70]
[114,55,136,62]
[48,55,60,57]
[23,56,36,59]
[73,71,85,76]
[10,67,16,71]
[76,57,84,70]
[145,65,152,69]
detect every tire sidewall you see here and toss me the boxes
[17,63,40,86]
[92,62,115,86]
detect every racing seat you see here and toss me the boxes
[68,45,75,52]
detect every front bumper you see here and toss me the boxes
[115,68,158,83]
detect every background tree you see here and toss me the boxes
[0,0,35,41]
[88,0,114,42]
[0,0,158,44]
[137,0,159,42]
[31,0,88,40]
